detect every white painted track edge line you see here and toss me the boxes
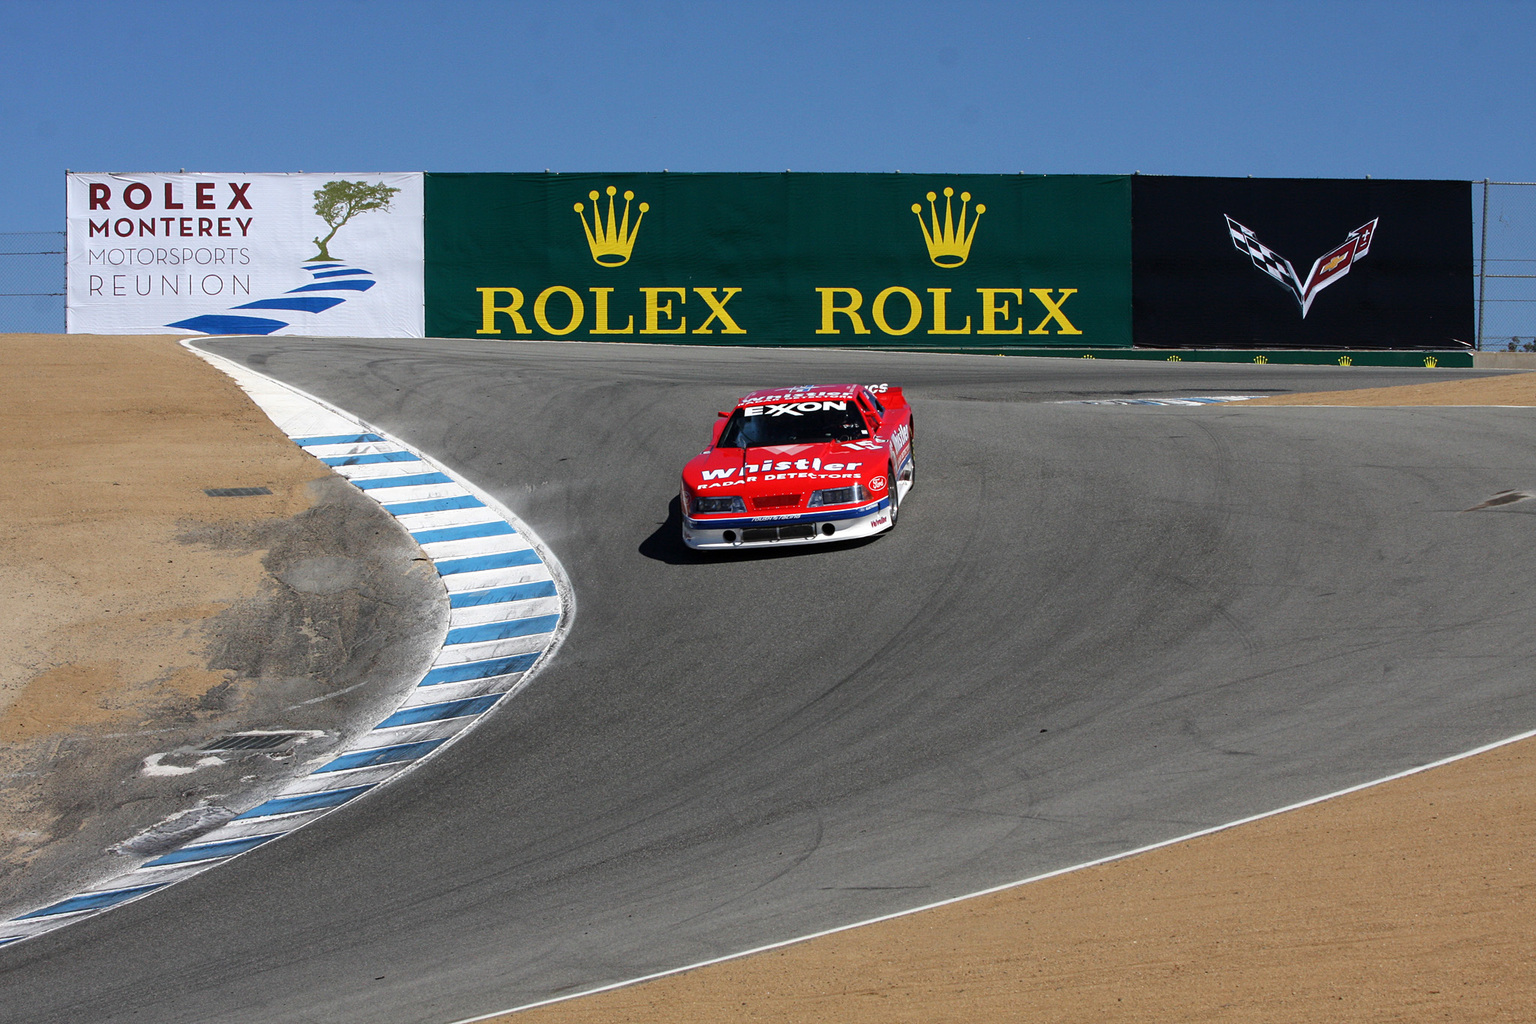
[447,723,1536,1023]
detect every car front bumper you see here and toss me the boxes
[682,498,892,550]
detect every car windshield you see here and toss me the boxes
[717,404,869,447]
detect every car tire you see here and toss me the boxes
[904,420,916,488]
[886,461,899,528]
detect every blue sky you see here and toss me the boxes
[2,0,1532,235]
[4,0,1534,334]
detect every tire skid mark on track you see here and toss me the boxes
[0,343,571,949]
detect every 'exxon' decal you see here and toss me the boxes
[744,401,848,417]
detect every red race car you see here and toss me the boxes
[680,384,915,550]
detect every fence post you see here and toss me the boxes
[1478,178,1489,350]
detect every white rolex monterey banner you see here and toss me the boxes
[66,172,423,337]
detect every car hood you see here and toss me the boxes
[682,442,885,495]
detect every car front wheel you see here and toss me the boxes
[886,461,899,528]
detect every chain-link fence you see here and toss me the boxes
[0,231,64,333]
[1477,181,1536,351]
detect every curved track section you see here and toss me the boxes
[2,341,1532,1024]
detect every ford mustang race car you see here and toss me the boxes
[681,384,915,549]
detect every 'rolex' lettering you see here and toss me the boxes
[641,287,687,334]
[1028,288,1081,335]
[816,288,869,334]
[692,287,745,334]
[533,286,584,336]
[477,287,527,335]
[811,286,1083,338]
[471,285,747,337]
[927,287,971,334]
[978,288,1024,334]
[590,287,633,334]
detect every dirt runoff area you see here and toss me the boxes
[1245,370,1536,406]
[502,370,1536,1024]
[0,334,444,919]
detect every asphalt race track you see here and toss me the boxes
[4,340,1535,1024]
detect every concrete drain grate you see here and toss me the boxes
[200,732,302,752]
[203,487,273,497]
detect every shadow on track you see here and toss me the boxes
[639,496,880,564]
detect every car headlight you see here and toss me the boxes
[806,483,869,507]
[692,495,746,514]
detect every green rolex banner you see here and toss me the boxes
[424,173,1132,348]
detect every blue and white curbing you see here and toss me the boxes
[0,344,570,948]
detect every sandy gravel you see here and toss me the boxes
[0,334,323,736]
[1244,370,1536,406]
[0,334,446,913]
[0,334,328,883]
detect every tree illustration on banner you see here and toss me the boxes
[308,180,401,262]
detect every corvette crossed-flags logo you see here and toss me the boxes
[1226,214,1378,318]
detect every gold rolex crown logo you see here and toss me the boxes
[912,187,984,268]
[574,185,649,266]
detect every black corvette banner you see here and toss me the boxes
[1132,176,1473,349]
